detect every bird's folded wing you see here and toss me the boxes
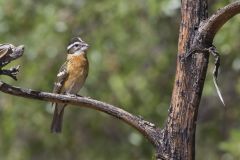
[53,61,69,94]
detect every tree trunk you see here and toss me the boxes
[157,1,209,159]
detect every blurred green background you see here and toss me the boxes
[0,0,240,159]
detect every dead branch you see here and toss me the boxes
[0,44,24,67]
[0,80,161,146]
[0,44,24,80]
[193,0,240,47]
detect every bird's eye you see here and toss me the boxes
[75,44,79,47]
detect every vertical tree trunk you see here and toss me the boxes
[157,1,209,159]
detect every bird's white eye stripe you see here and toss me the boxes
[77,38,83,42]
[57,71,66,77]
[67,42,81,50]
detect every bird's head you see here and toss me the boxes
[67,37,89,55]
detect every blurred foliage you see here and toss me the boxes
[219,129,240,159]
[0,0,239,159]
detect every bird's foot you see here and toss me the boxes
[75,94,82,97]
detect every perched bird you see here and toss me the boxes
[51,37,89,133]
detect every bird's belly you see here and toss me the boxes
[68,77,85,94]
[62,70,87,94]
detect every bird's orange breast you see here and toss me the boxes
[62,54,88,93]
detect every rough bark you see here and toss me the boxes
[157,1,209,159]
[156,1,240,159]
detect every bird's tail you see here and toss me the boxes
[51,104,65,133]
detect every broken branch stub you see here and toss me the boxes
[0,44,24,80]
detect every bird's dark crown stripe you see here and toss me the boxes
[67,42,81,50]
[69,37,83,44]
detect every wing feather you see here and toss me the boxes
[53,61,69,94]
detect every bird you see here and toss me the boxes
[51,37,89,133]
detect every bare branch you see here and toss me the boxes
[0,44,24,80]
[0,44,24,67]
[0,65,21,80]
[197,1,240,45]
[0,81,161,147]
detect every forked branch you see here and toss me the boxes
[194,0,240,46]
[0,44,24,67]
[188,0,240,106]
[0,44,24,80]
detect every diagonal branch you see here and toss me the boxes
[196,1,240,45]
[0,80,162,147]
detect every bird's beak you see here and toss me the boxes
[82,43,89,51]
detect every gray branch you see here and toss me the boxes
[0,44,24,80]
[0,44,24,67]
[0,65,21,80]
[0,81,161,146]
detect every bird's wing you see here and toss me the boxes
[53,61,69,94]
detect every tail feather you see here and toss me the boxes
[51,104,65,133]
